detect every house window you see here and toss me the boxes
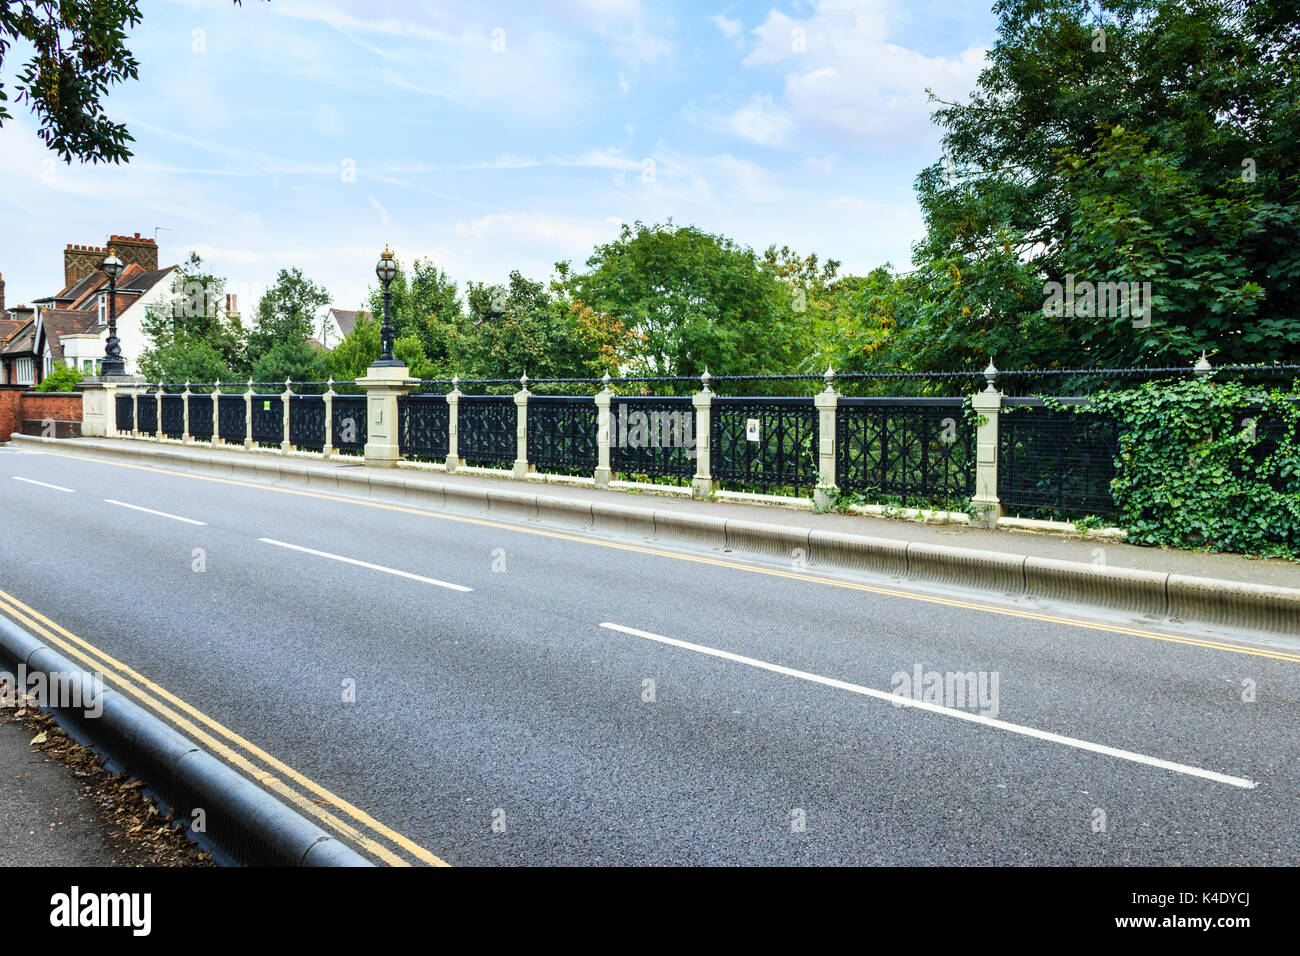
[16,357,34,385]
[98,293,107,325]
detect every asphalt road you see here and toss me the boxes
[1,442,1297,865]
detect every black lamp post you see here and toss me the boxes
[100,254,126,376]
[372,245,400,367]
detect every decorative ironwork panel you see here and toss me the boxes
[218,395,246,443]
[136,395,158,434]
[115,394,134,433]
[836,399,973,501]
[289,395,326,450]
[331,396,367,454]
[398,394,449,460]
[609,396,697,479]
[160,395,185,438]
[710,398,818,489]
[250,394,283,445]
[999,403,1119,515]
[458,396,516,466]
[188,396,214,440]
[527,397,598,474]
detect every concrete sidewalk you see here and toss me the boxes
[0,718,122,866]
[20,433,1299,591]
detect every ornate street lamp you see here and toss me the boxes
[100,254,126,376]
[372,245,400,367]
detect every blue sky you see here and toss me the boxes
[0,0,996,314]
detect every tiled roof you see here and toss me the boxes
[0,318,26,345]
[328,309,371,337]
[40,310,99,361]
[121,265,176,292]
[2,321,35,356]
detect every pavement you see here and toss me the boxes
[20,434,1300,589]
[1,437,1298,865]
[0,718,122,866]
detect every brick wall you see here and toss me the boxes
[0,388,19,440]
[0,389,82,441]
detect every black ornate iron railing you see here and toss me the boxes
[331,396,367,454]
[397,394,450,461]
[609,396,696,481]
[115,394,134,433]
[458,396,515,467]
[136,394,158,434]
[160,394,185,439]
[249,394,283,446]
[289,395,326,451]
[527,396,598,475]
[837,398,974,503]
[998,399,1119,516]
[188,395,214,441]
[711,397,818,491]
[217,394,245,443]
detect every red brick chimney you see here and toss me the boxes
[108,232,159,274]
[64,244,108,289]
[0,273,5,313]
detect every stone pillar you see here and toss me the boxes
[281,377,293,454]
[969,359,1004,530]
[211,381,222,446]
[445,376,462,473]
[323,378,335,458]
[594,372,613,489]
[691,371,716,500]
[131,391,140,438]
[154,383,163,441]
[513,373,533,479]
[243,380,254,451]
[182,381,192,444]
[77,375,145,438]
[356,364,417,468]
[813,366,839,510]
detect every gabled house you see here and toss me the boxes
[321,308,371,350]
[1,314,37,386]
[14,233,178,379]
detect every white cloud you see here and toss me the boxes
[727,94,793,147]
[741,0,986,146]
[367,196,391,227]
[710,14,743,39]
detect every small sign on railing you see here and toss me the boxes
[746,418,761,442]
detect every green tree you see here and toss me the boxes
[566,222,808,378]
[363,257,467,374]
[903,0,1300,371]
[0,1,258,164]
[327,315,381,380]
[138,252,245,381]
[137,340,233,385]
[249,339,330,384]
[249,267,331,356]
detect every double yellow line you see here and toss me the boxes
[0,588,446,867]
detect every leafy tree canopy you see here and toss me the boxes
[0,1,258,163]
[894,0,1300,371]
[250,267,331,356]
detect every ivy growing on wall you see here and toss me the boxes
[1086,379,1300,558]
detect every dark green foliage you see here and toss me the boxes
[34,364,83,392]
[1089,379,1300,557]
[0,1,257,163]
